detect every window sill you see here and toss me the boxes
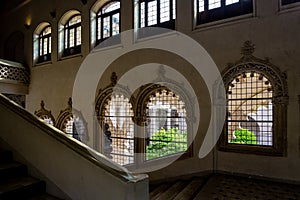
[278,2,300,14]
[193,13,256,32]
[134,27,178,44]
[34,61,52,67]
[218,144,286,157]
[59,53,83,61]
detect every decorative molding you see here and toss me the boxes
[219,41,289,156]
[80,0,87,5]
[50,10,56,19]
[223,41,288,100]
[95,72,135,118]
[34,100,55,124]
[55,97,73,132]
[0,63,30,84]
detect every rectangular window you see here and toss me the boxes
[199,0,205,12]
[282,0,300,5]
[196,0,253,25]
[112,13,120,36]
[103,17,111,38]
[140,2,146,27]
[148,0,158,26]
[43,38,48,55]
[49,37,51,53]
[160,0,170,23]
[97,19,102,40]
[76,26,81,45]
[208,0,221,10]
[226,0,239,5]
[69,29,75,47]
[172,0,176,19]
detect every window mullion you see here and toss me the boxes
[204,0,208,11]
[145,1,148,27]
[157,0,161,24]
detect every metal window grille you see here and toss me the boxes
[145,89,188,160]
[103,94,134,165]
[227,72,273,146]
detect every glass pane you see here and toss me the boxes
[208,0,221,10]
[65,29,68,48]
[76,26,81,45]
[146,90,188,160]
[69,29,75,47]
[44,26,51,35]
[103,17,111,38]
[199,0,205,12]
[39,39,43,56]
[112,13,120,36]
[148,0,158,26]
[43,38,48,55]
[97,18,102,40]
[103,1,120,14]
[227,72,273,146]
[49,37,51,53]
[226,0,239,5]
[104,94,134,166]
[68,15,81,26]
[172,0,176,19]
[140,2,145,27]
[160,0,170,23]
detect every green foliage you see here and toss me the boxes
[146,127,187,160]
[230,128,257,145]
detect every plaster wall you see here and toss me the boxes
[0,0,299,182]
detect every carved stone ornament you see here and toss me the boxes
[55,97,73,131]
[95,72,135,119]
[34,100,55,124]
[222,41,288,101]
[219,41,289,156]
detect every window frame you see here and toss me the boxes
[95,73,195,167]
[96,1,121,45]
[218,42,288,156]
[195,0,253,26]
[63,14,82,57]
[38,25,51,63]
[138,0,176,29]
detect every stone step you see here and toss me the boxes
[150,182,172,200]
[0,161,28,180]
[173,178,207,200]
[0,176,46,199]
[0,149,13,163]
[27,194,63,200]
[155,181,188,200]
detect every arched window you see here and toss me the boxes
[56,98,87,143]
[96,1,120,44]
[34,100,55,125]
[33,22,51,64]
[138,0,176,29]
[143,88,188,160]
[95,72,194,166]
[219,41,288,156]
[196,0,253,25]
[38,26,51,63]
[95,73,135,166]
[63,15,81,56]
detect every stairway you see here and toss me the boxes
[0,148,61,200]
[149,176,207,200]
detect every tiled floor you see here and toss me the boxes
[150,173,300,200]
[194,174,300,200]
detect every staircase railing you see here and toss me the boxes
[0,94,149,200]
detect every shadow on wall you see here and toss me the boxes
[4,31,25,65]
